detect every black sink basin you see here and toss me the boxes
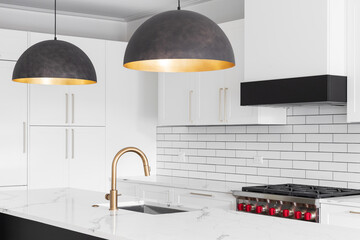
[118,205,186,215]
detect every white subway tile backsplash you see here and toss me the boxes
[247,126,269,134]
[333,115,347,124]
[293,143,319,152]
[319,125,347,133]
[319,162,347,172]
[226,174,246,182]
[334,134,360,143]
[306,134,333,143]
[306,115,333,124]
[157,106,360,190]
[293,125,319,133]
[293,161,319,170]
[348,124,360,133]
[269,160,292,169]
[269,125,293,133]
[281,151,305,160]
[287,116,306,125]
[305,152,332,161]
[226,126,246,133]
[207,126,226,133]
[306,170,332,180]
[281,134,306,142]
[333,153,360,163]
[258,134,281,142]
[269,143,293,151]
[281,169,305,178]
[236,166,257,175]
[319,143,347,153]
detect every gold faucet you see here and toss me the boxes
[105,147,150,210]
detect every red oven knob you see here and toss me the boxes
[269,208,276,216]
[237,203,244,211]
[283,209,290,217]
[304,212,316,221]
[256,206,263,214]
[245,204,254,212]
[295,211,302,219]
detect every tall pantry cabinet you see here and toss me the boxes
[0,29,28,188]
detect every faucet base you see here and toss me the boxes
[109,189,118,211]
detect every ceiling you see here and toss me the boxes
[0,0,213,22]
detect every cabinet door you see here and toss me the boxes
[28,32,69,126]
[158,73,198,126]
[29,127,68,189]
[0,29,28,61]
[174,189,235,210]
[197,71,225,125]
[69,127,106,192]
[320,204,360,229]
[61,36,106,126]
[0,61,27,186]
[106,41,157,178]
[347,0,360,122]
[222,20,259,124]
[138,185,173,204]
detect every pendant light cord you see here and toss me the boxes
[54,0,57,40]
[177,0,181,10]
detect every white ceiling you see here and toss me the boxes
[0,0,214,22]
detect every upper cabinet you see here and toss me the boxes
[158,19,286,126]
[158,72,199,126]
[28,32,106,126]
[347,0,360,122]
[0,29,28,61]
[244,0,346,81]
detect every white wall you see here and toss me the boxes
[127,0,244,40]
[0,7,127,41]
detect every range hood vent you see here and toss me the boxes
[241,75,347,106]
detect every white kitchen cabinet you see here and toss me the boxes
[174,189,235,210]
[158,72,198,126]
[0,28,28,61]
[28,32,106,126]
[117,181,139,197]
[0,61,27,187]
[347,0,360,122]
[244,0,346,82]
[29,127,106,191]
[106,40,158,178]
[138,185,173,204]
[68,127,106,192]
[61,35,106,126]
[29,127,68,189]
[321,204,360,229]
[158,20,286,126]
[197,20,286,125]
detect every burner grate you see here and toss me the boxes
[242,184,360,199]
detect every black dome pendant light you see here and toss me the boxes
[124,0,235,72]
[12,0,96,85]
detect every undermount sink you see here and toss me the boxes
[95,201,189,215]
[118,204,186,215]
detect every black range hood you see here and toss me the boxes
[241,75,347,106]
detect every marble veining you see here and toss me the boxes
[0,188,360,240]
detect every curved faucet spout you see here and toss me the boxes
[106,147,150,210]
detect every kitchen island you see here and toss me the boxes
[0,188,358,240]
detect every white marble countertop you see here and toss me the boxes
[320,195,360,208]
[1,188,360,240]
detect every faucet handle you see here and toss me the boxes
[105,193,122,201]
